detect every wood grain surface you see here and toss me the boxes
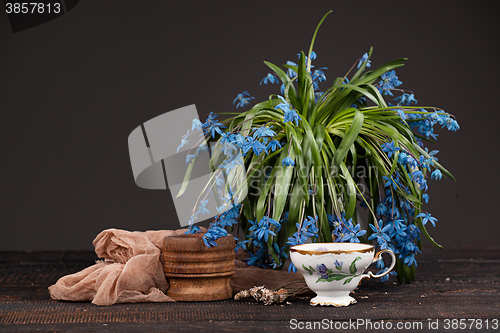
[162,233,235,301]
[0,246,499,332]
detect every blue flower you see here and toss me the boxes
[276,95,300,126]
[357,53,371,69]
[205,121,226,138]
[191,119,203,132]
[311,67,327,90]
[245,251,263,267]
[233,91,255,109]
[203,226,228,247]
[219,154,243,172]
[283,109,301,126]
[376,267,397,282]
[251,216,277,242]
[280,83,286,95]
[222,140,238,157]
[195,143,209,157]
[416,212,437,227]
[368,221,392,248]
[396,109,407,121]
[403,253,417,267]
[253,126,276,139]
[444,118,460,131]
[232,134,246,149]
[381,140,400,158]
[411,170,424,183]
[378,70,402,96]
[419,179,428,192]
[198,199,210,216]
[334,260,343,270]
[431,169,442,180]
[245,249,266,268]
[266,139,282,153]
[397,151,408,164]
[273,243,288,260]
[202,112,224,136]
[185,154,196,166]
[177,130,190,152]
[300,216,319,238]
[376,203,388,217]
[383,175,398,189]
[286,61,298,78]
[275,95,292,112]
[312,67,327,81]
[394,93,417,106]
[261,215,281,232]
[287,231,307,247]
[242,137,267,156]
[317,264,329,279]
[260,73,279,85]
[281,156,295,167]
[329,214,345,235]
[337,219,366,243]
[186,225,201,234]
[234,236,250,252]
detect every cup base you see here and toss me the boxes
[310,294,357,307]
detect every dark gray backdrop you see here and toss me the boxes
[1,1,498,250]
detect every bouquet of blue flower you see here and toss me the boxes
[176,11,459,283]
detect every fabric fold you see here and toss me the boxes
[49,228,186,305]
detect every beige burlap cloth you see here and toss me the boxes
[48,229,304,306]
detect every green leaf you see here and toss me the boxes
[285,123,303,156]
[240,102,264,136]
[357,58,407,86]
[326,274,349,282]
[255,158,280,221]
[301,119,322,169]
[405,193,422,204]
[285,181,305,241]
[297,50,312,117]
[272,149,295,222]
[313,123,325,151]
[349,256,362,275]
[403,262,416,282]
[175,159,196,198]
[302,264,315,275]
[333,109,364,167]
[395,257,405,284]
[241,196,255,225]
[264,60,290,84]
[307,10,332,72]
[343,277,354,285]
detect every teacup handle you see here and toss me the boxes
[361,249,396,280]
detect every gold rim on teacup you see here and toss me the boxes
[290,243,375,256]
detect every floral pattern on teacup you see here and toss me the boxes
[302,256,362,284]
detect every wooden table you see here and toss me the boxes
[1,246,499,332]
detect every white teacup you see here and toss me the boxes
[290,242,396,306]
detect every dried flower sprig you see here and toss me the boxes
[234,281,310,305]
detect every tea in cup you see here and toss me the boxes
[290,242,395,306]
